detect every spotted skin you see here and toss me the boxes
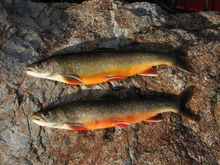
[31,86,198,130]
[26,45,195,85]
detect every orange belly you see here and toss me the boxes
[83,109,161,130]
[81,61,172,85]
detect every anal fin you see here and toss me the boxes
[106,76,124,82]
[62,74,84,84]
[66,123,88,130]
[115,121,130,127]
[138,67,158,76]
[145,114,163,122]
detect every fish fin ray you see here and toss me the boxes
[145,114,163,122]
[170,45,195,74]
[66,123,88,130]
[115,121,130,127]
[138,67,158,76]
[62,74,84,84]
[177,86,198,121]
[106,76,124,82]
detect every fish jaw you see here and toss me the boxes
[25,66,52,78]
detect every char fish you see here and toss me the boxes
[26,45,195,85]
[31,86,198,130]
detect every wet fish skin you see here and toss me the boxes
[25,45,195,85]
[31,86,198,130]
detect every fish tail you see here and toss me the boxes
[170,45,195,74]
[177,86,198,121]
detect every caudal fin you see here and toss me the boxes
[177,86,198,121]
[170,45,195,74]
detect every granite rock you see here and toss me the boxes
[0,0,220,164]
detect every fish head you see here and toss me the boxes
[31,108,67,128]
[25,58,60,78]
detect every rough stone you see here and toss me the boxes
[0,0,220,164]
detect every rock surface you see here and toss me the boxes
[0,0,220,164]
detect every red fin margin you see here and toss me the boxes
[138,67,158,76]
[62,75,84,84]
[145,114,163,122]
[115,121,130,127]
[106,76,124,82]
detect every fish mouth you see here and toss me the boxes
[31,114,45,122]
[25,66,34,72]
[31,114,50,127]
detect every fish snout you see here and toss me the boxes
[31,113,42,122]
[25,65,33,73]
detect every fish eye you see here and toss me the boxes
[35,63,42,69]
[41,112,49,118]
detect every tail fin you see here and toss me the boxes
[177,86,198,121]
[170,45,195,74]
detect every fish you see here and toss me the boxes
[25,45,195,85]
[31,86,198,130]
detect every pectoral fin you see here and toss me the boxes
[115,121,130,127]
[62,75,84,84]
[66,123,88,130]
[106,76,124,82]
[145,114,163,122]
[138,68,158,76]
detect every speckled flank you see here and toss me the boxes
[56,51,170,75]
[53,99,179,130]
[53,51,173,84]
